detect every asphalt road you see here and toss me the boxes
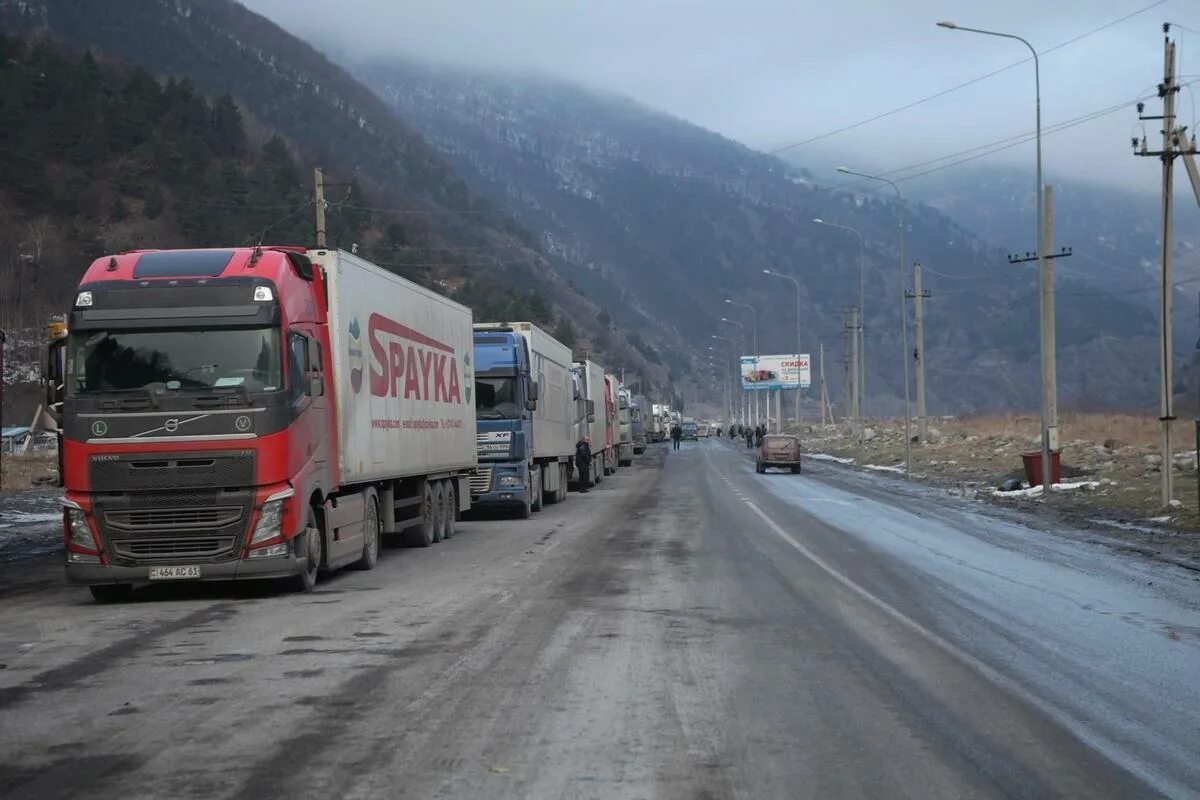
[1,439,1198,799]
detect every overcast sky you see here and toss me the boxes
[240,0,1200,193]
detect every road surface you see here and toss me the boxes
[1,439,1197,799]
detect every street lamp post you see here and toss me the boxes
[836,166,911,477]
[725,299,759,429]
[720,317,747,425]
[761,269,803,432]
[937,20,1051,492]
[710,335,738,425]
[812,218,868,461]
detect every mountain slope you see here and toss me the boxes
[355,57,1160,412]
[0,0,670,400]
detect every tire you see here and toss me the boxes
[442,481,457,539]
[756,462,765,474]
[355,493,380,570]
[291,506,323,592]
[593,456,602,484]
[519,488,533,519]
[792,464,802,474]
[408,483,437,547]
[545,464,562,505]
[431,482,446,543]
[89,584,133,604]
[530,466,544,513]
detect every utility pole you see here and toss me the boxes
[818,341,829,426]
[1133,24,1196,507]
[314,167,327,249]
[906,263,931,442]
[1008,195,1070,491]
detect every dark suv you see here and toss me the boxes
[756,434,802,474]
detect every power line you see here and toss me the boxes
[765,0,1167,156]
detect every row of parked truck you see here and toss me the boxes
[50,247,661,601]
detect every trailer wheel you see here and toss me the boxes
[355,493,380,570]
[530,466,544,513]
[442,481,457,539]
[291,506,323,592]
[430,482,445,544]
[407,483,437,547]
[89,584,133,604]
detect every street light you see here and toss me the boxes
[761,269,801,433]
[725,299,760,428]
[937,21,1052,493]
[813,218,868,460]
[837,166,911,476]
[720,318,747,425]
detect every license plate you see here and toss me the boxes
[148,565,201,580]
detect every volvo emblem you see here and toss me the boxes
[91,420,108,437]
[164,418,179,433]
[235,415,252,432]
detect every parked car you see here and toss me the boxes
[756,434,802,473]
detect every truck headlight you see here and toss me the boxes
[498,475,524,487]
[250,488,294,544]
[62,502,97,552]
[250,500,285,544]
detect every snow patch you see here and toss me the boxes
[807,453,855,465]
[864,464,906,474]
[992,480,1100,498]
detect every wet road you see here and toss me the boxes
[1,440,1198,799]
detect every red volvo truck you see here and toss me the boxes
[59,247,477,601]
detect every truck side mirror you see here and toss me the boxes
[528,380,539,402]
[586,399,595,422]
[309,375,324,397]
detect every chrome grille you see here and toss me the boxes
[105,506,243,532]
[113,536,236,559]
[469,467,492,495]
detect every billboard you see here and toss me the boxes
[740,354,810,390]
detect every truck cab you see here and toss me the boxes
[471,323,573,517]
[617,387,634,466]
[472,328,540,516]
[59,247,333,600]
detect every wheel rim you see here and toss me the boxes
[366,500,379,560]
[306,522,321,576]
[444,485,455,536]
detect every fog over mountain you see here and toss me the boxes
[241,0,1200,191]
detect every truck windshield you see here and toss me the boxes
[68,327,282,396]
[476,377,519,419]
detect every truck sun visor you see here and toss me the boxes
[133,249,235,278]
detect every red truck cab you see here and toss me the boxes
[61,247,336,600]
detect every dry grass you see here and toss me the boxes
[0,452,58,491]
[801,412,1200,530]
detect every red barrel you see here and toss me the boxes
[1021,450,1061,486]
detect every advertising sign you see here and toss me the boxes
[740,354,810,390]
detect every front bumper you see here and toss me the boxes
[469,487,530,508]
[65,549,306,585]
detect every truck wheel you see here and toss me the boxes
[407,483,437,547]
[89,584,133,604]
[792,464,802,474]
[442,481,457,539]
[355,493,380,570]
[430,482,445,543]
[531,466,544,513]
[292,506,323,592]
[592,456,601,484]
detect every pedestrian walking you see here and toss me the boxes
[671,423,683,450]
[745,428,754,448]
[575,437,592,492]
